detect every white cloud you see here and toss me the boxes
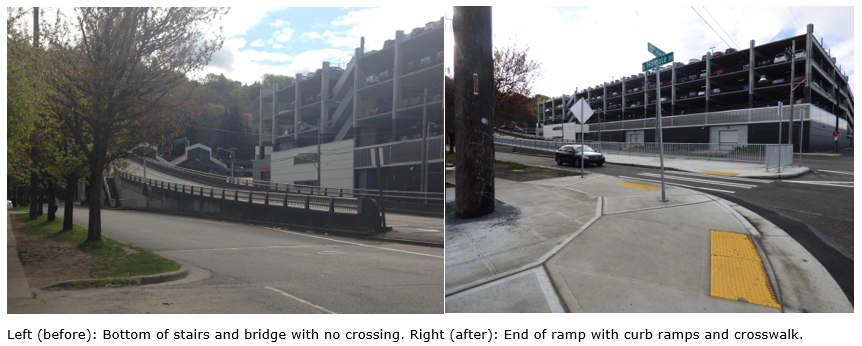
[276,28,293,42]
[328,7,444,50]
[228,38,246,49]
[222,7,281,38]
[302,32,324,40]
[267,39,274,44]
[250,40,264,47]
[241,50,294,63]
[272,19,287,27]
[273,44,284,49]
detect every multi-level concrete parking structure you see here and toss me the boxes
[540,24,853,152]
[255,18,444,193]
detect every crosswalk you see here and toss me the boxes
[620,169,854,194]
[618,171,772,194]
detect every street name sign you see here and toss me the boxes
[648,42,666,57]
[642,52,674,71]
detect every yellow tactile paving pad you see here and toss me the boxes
[618,182,661,191]
[710,230,781,308]
[702,171,740,176]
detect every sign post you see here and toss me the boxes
[571,98,594,178]
[642,45,672,202]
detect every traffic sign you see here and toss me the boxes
[642,52,674,72]
[571,98,594,124]
[833,131,840,137]
[648,42,666,57]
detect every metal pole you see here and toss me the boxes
[799,109,804,167]
[580,99,584,178]
[788,41,795,147]
[561,96,565,141]
[656,66,666,202]
[374,148,387,229]
[777,102,783,174]
[421,88,428,194]
[317,119,322,185]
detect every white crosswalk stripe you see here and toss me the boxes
[780,180,853,188]
[637,173,760,189]
[618,175,738,194]
[816,169,853,176]
[661,171,773,183]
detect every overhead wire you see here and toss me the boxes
[690,6,733,51]
[786,7,805,33]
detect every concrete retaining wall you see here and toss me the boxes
[116,176,386,233]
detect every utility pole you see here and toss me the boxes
[788,40,796,149]
[454,6,494,218]
[421,88,428,195]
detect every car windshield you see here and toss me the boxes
[573,146,595,153]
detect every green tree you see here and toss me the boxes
[41,7,228,242]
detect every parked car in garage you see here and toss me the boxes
[713,69,725,76]
[712,51,724,57]
[742,64,750,70]
[555,145,605,167]
[725,48,738,54]
[689,91,698,97]
[793,49,806,60]
[697,91,705,96]
[774,52,789,64]
[689,58,699,64]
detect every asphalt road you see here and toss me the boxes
[494,150,854,304]
[51,206,443,313]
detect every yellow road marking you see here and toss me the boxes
[618,182,661,191]
[702,171,739,176]
[710,230,780,308]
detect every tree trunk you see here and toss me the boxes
[63,173,78,231]
[454,6,495,219]
[29,172,39,220]
[87,165,103,242]
[47,183,56,221]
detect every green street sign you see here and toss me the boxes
[642,52,674,72]
[648,42,666,57]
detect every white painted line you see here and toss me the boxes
[817,169,853,175]
[663,171,772,183]
[638,173,757,189]
[163,244,338,252]
[264,286,336,314]
[619,176,736,194]
[261,227,443,259]
[779,181,854,188]
[414,229,442,232]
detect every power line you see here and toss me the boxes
[690,6,733,51]
[786,7,805,33]
[703,7,740,51]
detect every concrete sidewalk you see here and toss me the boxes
[444,175,852,313]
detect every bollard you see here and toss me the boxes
[264,191,269,205]
[221,188,225,199]
[234,189,238,201]
[304,195,310,209]
[329,198,335,212]
[283,193,289,207]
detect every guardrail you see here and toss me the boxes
[495,137,795,167]
[117,171,360,214]
[130,157,444,205]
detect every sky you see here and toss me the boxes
[202,6,446,85]
[444,5,855,98]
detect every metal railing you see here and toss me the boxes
[117,171,360,214]
[130,157,444,205]
[765,145,793,171]
[496,137,787,165]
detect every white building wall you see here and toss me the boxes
[270,139,354,189]
[543,123,589,140]
[709,125,749,145]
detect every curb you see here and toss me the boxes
[368,235,444,248]
[37,264,190,291]
[605,160,810,180]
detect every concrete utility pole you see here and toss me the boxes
[788,40,796,148]
[29,7,40,220]
[454,6,495,218]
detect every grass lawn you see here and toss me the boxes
[14,214,181,280]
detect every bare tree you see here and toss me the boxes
[493,40,542,126]
[42,8,228,242]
